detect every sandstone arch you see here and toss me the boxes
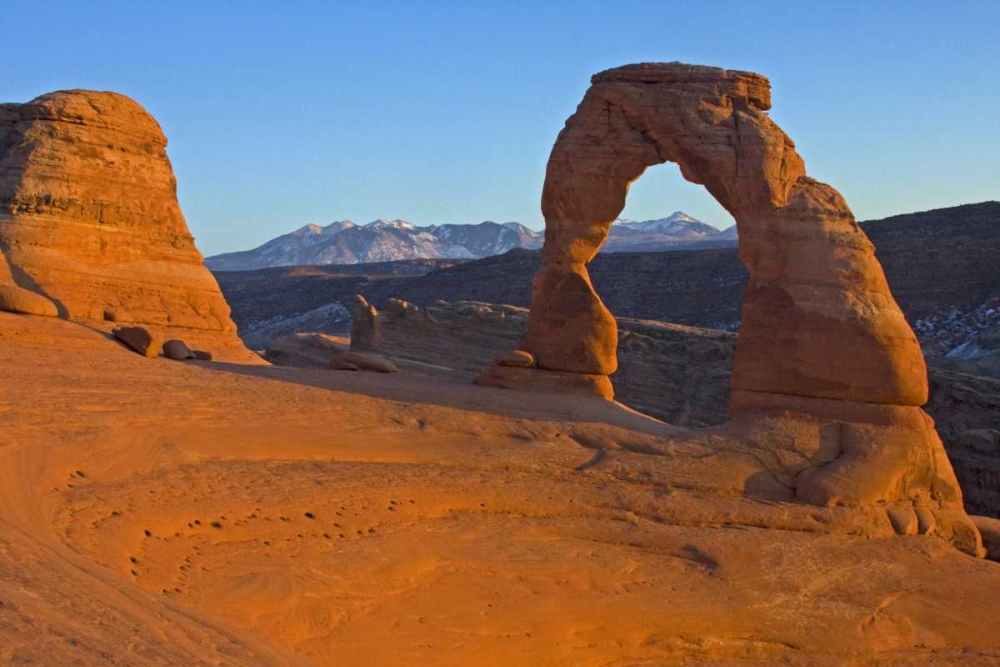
[525,63,925,406]
[504,63,980,554]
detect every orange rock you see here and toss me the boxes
[475,364,614,400]
[0,252,59,317]
[525,264,617,375]
[0,90,244,347]
[526,62,926,406]
[728,389,983,557]
[494,349,534,368]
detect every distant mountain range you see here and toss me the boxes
[215,202,1000,377]
[205,212,736,270]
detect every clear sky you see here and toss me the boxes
[3,1,997,255]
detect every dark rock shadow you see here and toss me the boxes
[0,240,70,318]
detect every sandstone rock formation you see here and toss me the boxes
[0,252,57,317]
[972,515,1000,562]
[523,63,925,404]
[350,299,733,426]
[0,89,253,360]
[263,332,349,367]
[495,349,534,368]
[328,351,398,373]
[488,63,980,555]
[349,294,381,352]
[162,339,194,360]
[113,326,160,358]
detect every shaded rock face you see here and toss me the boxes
[263,332,349,367]
[349,294,381,352]
[515,63,978,555]
[0,90,238,335]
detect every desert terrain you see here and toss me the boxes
[3,313,1000,666]
[1,64,999,667]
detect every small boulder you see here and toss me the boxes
[162,339,195,360]
[495,349,535,368]
[328,352,398,373]
[192,350,213,361]
[0,285,59,318]
[972,515,1000,562]
[113,326,160,358]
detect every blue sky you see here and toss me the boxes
[3,1,997,255]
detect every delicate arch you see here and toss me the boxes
[525,62,926,407]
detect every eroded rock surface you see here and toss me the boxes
[349,294,381,352]
[0,90,250,359]
[263,332,349,367]
[526,62,924,405]
[507,62,979,554]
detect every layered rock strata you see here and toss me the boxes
[0,89,252,359]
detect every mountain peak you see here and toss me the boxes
[205,212,740,271]
[366,218,414,230]
[613,212,719,235]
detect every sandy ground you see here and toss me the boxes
[2,311,999,666]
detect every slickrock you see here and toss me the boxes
[0,89,254,360]
[328,351,398,374]
[113,326,159,358]
[263,332,349,367]
[162,339,194,360]
[349,294,381,352]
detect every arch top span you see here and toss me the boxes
[527,61,926,408]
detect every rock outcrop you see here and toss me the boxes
[522,63,924,404]
[328,351,398,373]
[480,62,981,555]
[349,294,381,352]
[0,252,57,317]
[263,332,349,367]
[0,89,254,360]
[348,298,998,531]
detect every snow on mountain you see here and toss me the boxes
[206,219,541,271]
[612,211,721,237]
[205,212,735,271]
[602,212,735,252]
